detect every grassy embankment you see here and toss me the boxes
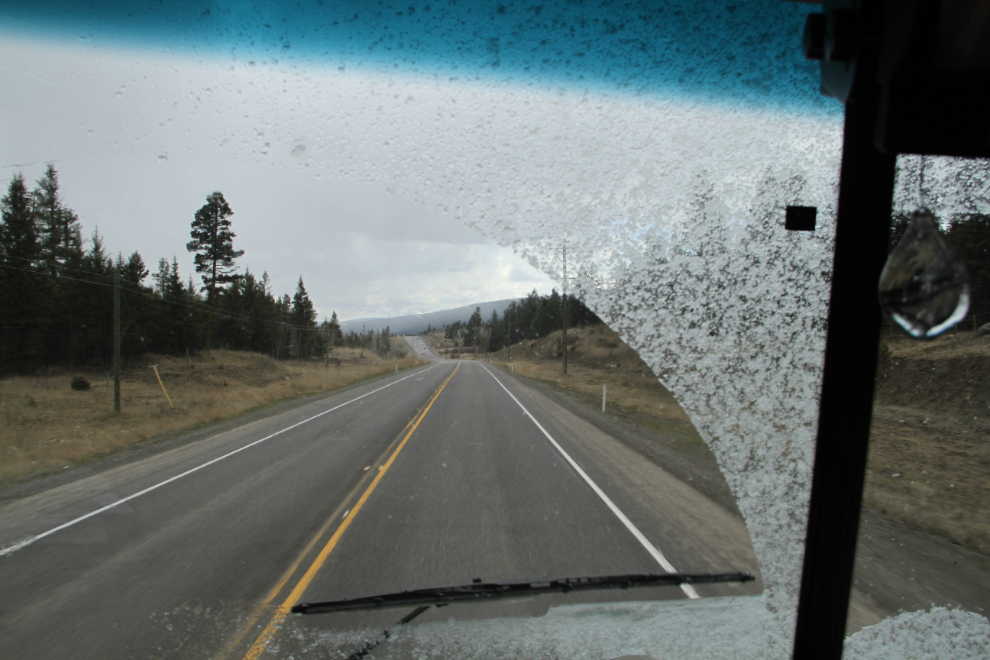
[0,340,424,485]
[428,324,990,555]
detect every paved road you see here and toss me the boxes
[0,359,759,659]
[402,334,439,361]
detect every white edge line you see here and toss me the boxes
[0,363,441,558]
[478,363,700,600]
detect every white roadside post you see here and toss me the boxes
[602,385,606,413]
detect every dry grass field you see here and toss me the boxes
[868,330,990,555]
[430,324,990,556]
[0,341,424,485]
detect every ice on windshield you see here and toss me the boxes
[3,0,989,657]
[470,98,842,653]
[893,155,990,217]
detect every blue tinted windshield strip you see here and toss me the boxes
[0,0,836,115]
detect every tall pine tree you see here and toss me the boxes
[33,165,82,274]
[1,174,49,371]
[186,192,244,303]
[187,192,243,349]
[289,277,317,358]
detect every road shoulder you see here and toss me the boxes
[489,364,739,515]
[490,364,990,635]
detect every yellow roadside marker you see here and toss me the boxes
[149,365,174,408]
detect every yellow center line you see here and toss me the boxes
[262,412,421,605]
[215,414,423,660]
[242,363,459,660]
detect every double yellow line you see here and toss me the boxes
[239,363,459,660]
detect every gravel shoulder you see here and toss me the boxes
[495,365,740,516]
[492,362,990,634]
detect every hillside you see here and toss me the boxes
[340,298,519,335]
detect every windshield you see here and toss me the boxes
[1,1,988,659]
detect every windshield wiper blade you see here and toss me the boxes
[292,571,754,615]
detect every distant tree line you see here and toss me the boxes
[441,289,601,354]
[0,166,348,375]
[339,326,393,357]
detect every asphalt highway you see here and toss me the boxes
[0,345,760,659]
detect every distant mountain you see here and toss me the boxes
[340,299,519,336]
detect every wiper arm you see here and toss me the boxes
[292,571,754,615]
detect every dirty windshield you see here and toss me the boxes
[2,1,989,659]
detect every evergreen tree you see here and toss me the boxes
[381,326,391,356]
[289,277,317,358]
[121,251,149,286]
[1,174,50,371]
[466,306,483,349]
[115,251,153,357]
[519,290,541,338]
[186,192,244,302]
[147,256,188,354]
[0,170,372,368]
[232,269,277,353]
[274,293,292,359]
[58,230,114,366]
[326,311,342,347]
[290,277,317,327]
[1,174,38,265]
[467,306,484,331]
[33,165,82,273]
[447,320,463,345]
[488,308,506,351]
[318,312,342,356]
[534,289,562,338]
[504,300,519,346]
[568,293,602,327]
[153,258,172,296]
[37,175,86,366]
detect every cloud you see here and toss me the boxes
[0,35,554,321]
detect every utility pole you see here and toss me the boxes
[113,263,121,412]
[554,242,569,375]
[506,313,515,361]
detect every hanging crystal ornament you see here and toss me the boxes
[878,209,970,339]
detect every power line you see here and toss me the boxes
[1,253,320,331]
[0,261,325,333]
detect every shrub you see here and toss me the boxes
[70,376,91,391]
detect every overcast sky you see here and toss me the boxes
[0,1,825,322]
[0,33,556,322]
[4,155,556,322]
